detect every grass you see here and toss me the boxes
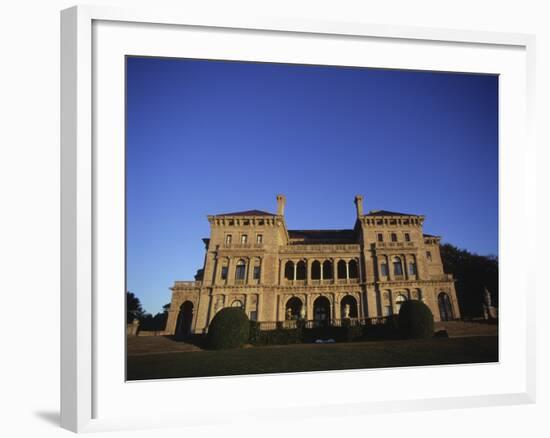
[127,336,498,381]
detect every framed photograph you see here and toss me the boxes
[61,5,536,433]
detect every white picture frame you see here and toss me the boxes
[61,4,536,433]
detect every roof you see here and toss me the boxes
[288,229,357,244]
[214,209,276,217]
[365,210,419,217]
[423,233,441,239]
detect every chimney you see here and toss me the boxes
[276,194,286,216]
[354,195,364,218]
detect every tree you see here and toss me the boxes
[440,244,498,318]
[137,303,171,331]
[126,291,144,323]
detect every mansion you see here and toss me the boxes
[165,195,460,335]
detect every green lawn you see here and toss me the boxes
[127,336,498,380]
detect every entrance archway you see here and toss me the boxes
[285,297,303,320]
[438,292,454,321]
[341,295,358,318]
[313,296,331,326]
[176,301,194,336]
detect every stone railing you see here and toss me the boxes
[257,316,394,331]
[374,241,416,249]
[431,274,454,281]
[282,244,360,253]
[222,243,264,249]
[173,281,202,288]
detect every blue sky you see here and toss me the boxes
[126,57,498,314]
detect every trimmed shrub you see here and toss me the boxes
[248,320,262,344]
[207,307,250,350]
[397,300,434,339]
[362,317,400,341]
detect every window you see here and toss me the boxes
[409,261,417,275]
[348,259,359,279]
[393,257,403,276]
[296,260,307,280]
[377,233,383,242]
[249,311,258,321]
[426,251,432,261]
[253,265,261,280]
[380,262,389,277]
[225,234,232,245]
[256,234,263,244]
[395,294,407,312]
[221,266,228,280]
[231,300,243,308]
[391,233,397,242]
[235,259,246,280]
[404,233,410,242]
[241,234,248,244]
[311,260,321,280]
[284,261,295,280]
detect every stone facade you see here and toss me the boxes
[165,195,460,335]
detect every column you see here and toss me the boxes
[334,295,341,320]
[403,254,409,280]
[332,259,337,283]
[387,255,393,281]
[293,261,297,282]
[346,260,350,283]
[306,259,311,285]
[320,262,324,281]
[257,294,262,322]
[227,257,233,285]
[279,259,284,285]
[246,257,254,284]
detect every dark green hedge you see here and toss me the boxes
[397,300,434,339]
[207,307,250,350]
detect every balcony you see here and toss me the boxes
[222,243,264,249]
[374,241,415,250]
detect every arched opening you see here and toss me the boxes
[438,292,454,321]
[395,294,407,313]
[235,259,246,280]
[311,260,321,280]
[175,301,193,336]
[341,295,358,318]
[393,256,403,276]
[284,261,294,280]
[348,259,359,279]
[322,260,333,279]
[285,297,303,320]
[337,260,347,279]
[296,260,307,280]
[313,296,331,326]
[408,256,417,276]
[231,299,244,309]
